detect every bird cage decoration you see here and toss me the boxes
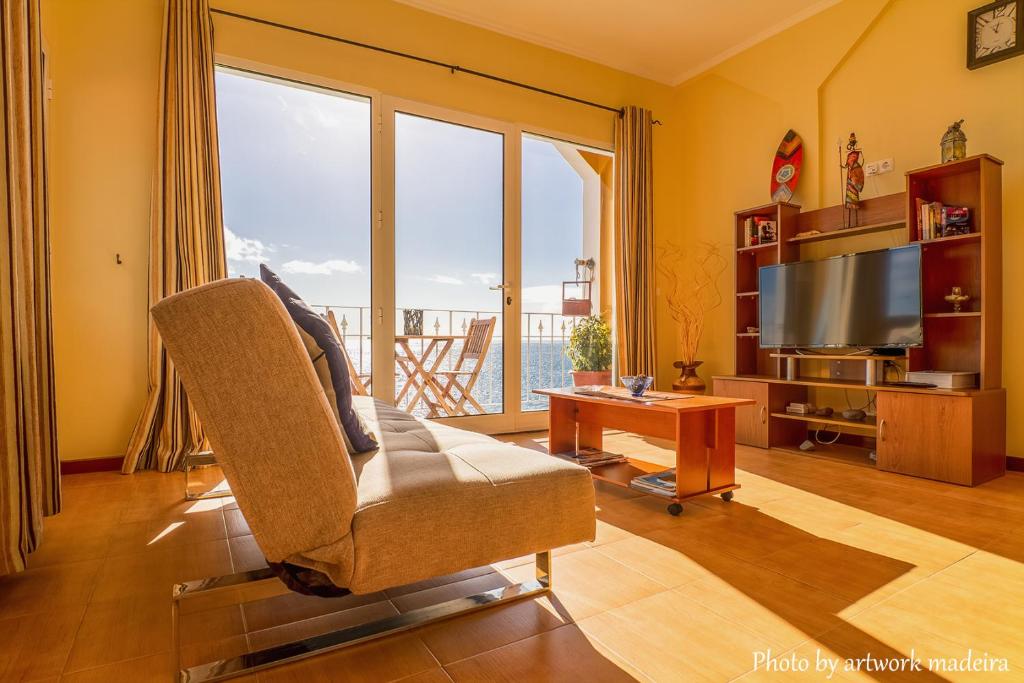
[562,258,595,317]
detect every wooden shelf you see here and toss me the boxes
[714,373,981,397]
[736,332,760,337]
[924,311,981,319]
[736,291,759,298]
[914,232,980,246]
[770,353,906,361]
[771,411,877,432]
[736,242,778,253]
[774,442,876,469]
[735,201,800,218]
[786,219,904,244]
[586,457,666,488]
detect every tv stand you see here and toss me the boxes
[775,352,891,386]
[716,155,1005,486]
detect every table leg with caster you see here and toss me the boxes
[667,502,683,516]
[721,490,734,502]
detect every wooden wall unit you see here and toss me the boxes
[715,155,1006,486]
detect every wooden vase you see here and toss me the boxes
[672,360,706,394]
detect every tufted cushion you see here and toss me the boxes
[339,397,597,593]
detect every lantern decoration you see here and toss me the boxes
[562,258,595,317]
[941,119,967,164]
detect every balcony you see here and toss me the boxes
[314,305,585,416]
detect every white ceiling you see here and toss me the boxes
[396,0,840,85]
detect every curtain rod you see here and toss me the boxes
[210,8,661,123]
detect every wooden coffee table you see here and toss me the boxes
[533,386,755,515]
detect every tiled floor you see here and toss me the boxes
[2,431,1023,681]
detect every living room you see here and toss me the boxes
[2,0,1022,680]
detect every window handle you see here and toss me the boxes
[489,283,510,291]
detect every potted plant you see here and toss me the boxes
[656,241,727,394]
[566,315,613,386]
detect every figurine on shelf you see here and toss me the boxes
[839,132,864,228]
[940,119,967,163]
[945,286,970,313]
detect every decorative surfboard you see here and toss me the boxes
[770,129,803,202]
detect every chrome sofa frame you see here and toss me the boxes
[172,551,552,682]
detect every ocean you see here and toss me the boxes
[345,338,576,415]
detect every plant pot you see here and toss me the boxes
[672,360,706,394]
[571,370,611,387]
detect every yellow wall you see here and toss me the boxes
[42,0,677,460]
[42,0,163,462]
[666,0,1024,455]
[43,0,1024,460]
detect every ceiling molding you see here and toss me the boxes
[396,0,842,87]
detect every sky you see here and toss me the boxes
[215,69,588,323]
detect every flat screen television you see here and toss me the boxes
[759,244,923,349]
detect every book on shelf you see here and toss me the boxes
[555,447,628,469]
[917,199,971,240]
[630,468,677,498]
[743,216,757,247]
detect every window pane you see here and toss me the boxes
[521,135,610,410]
[215,68,373,384]
[394,113,504,417]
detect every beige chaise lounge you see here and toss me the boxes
[155,279,596,682]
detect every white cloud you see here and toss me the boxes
[224,226,270,263]
[426,274,464,286]
[521,284,563,313]
[470,272,498,284]
[282,259,362,275]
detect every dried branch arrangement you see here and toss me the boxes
[655,241,728,366]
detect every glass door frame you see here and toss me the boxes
[213,55,614,434]
[378,96,520,434]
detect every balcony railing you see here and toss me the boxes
[312,305,583,415]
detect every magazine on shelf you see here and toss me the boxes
[555,447,628,469]
[629,468,677,497]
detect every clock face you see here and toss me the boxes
[975,1,1017,57]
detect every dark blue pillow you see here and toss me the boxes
[259,264,378,454]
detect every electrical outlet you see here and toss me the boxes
[879,158,894,174]
[864,161,880,176]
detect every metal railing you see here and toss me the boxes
[313,305,583,415]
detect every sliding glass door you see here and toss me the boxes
[215,65,612,433]
[392,112,506,419]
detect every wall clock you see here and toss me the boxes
[968,0,1023,69]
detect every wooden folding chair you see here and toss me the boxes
[326,309,371,396]
[433,316,496,415]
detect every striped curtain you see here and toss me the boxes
[122,0,226,473]
[0,0,61,575]
[614,106,657,379]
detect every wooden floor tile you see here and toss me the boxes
[751,538,923,611]
[90,538,233,602]
[243,589,390,632]
[592,535,711,589]
[0,438,1016,683]
[247,600,400,652]
[255,632,437,683]
[385,565,496,599]
[0,606,84,680]
[0,558,101,618]
[500,548,666,620]
[578,590,773,682]
[63,596,174,673]
[673,560,850,651]
[419,594,569,665]
[445,624,645,682]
